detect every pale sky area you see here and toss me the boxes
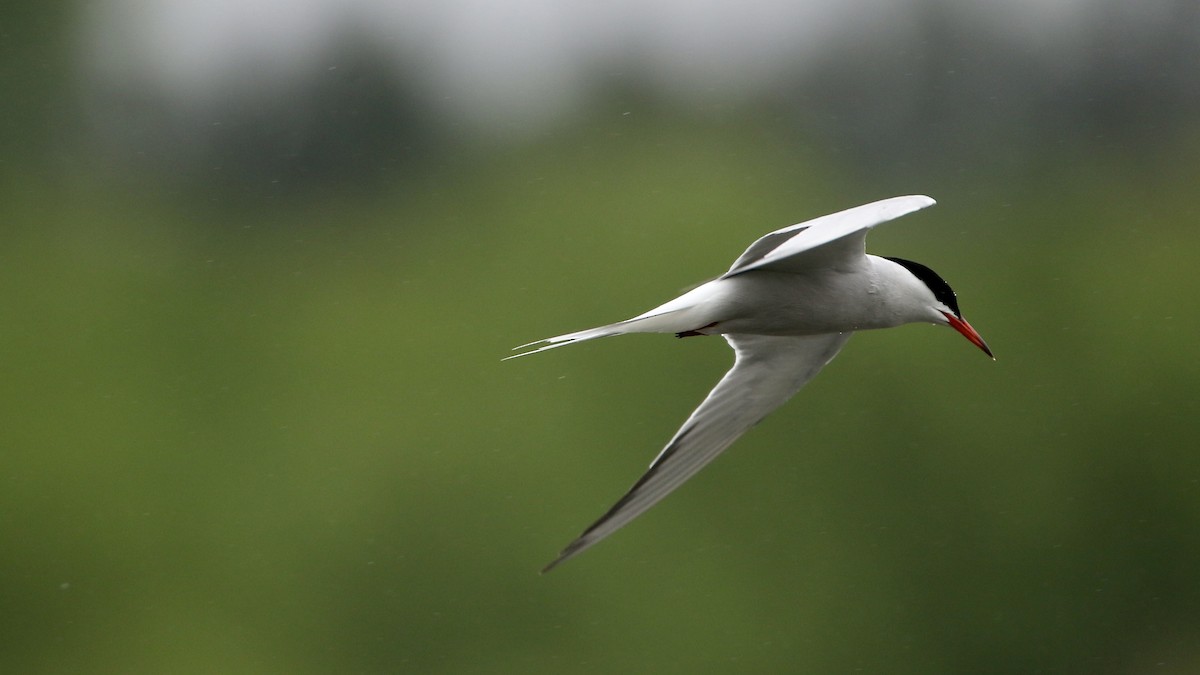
[79,0,1102,133]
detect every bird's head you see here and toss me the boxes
[885,256,994,359]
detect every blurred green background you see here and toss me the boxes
[3,1,1200,673]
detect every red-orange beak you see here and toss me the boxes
[943,312,994,359]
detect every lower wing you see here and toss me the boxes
[542,331,852,572]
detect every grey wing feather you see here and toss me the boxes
[541,332,852,572]
[724,195,935,277]
[724,226,811,273]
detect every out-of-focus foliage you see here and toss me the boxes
[3,2,1200,673]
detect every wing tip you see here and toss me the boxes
[890,194,936,212]
[539,538,590,574]
[904,194,937,211]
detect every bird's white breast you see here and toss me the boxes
[708,256,928,336]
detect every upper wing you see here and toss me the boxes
[723,195,935,277]
[541,332,852,572]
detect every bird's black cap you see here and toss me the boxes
[884,257,962,318]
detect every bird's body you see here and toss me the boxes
[675,259,938,336]
[509,196,992,572]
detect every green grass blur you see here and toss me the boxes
[3,108,1200,673]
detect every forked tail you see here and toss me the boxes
[504,303,710,360]
[503,324,626,360]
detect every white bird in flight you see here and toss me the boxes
[508,195,993,572]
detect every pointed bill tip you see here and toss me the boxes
[944,313,993,359]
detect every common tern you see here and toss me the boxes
[509,195,992,572]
